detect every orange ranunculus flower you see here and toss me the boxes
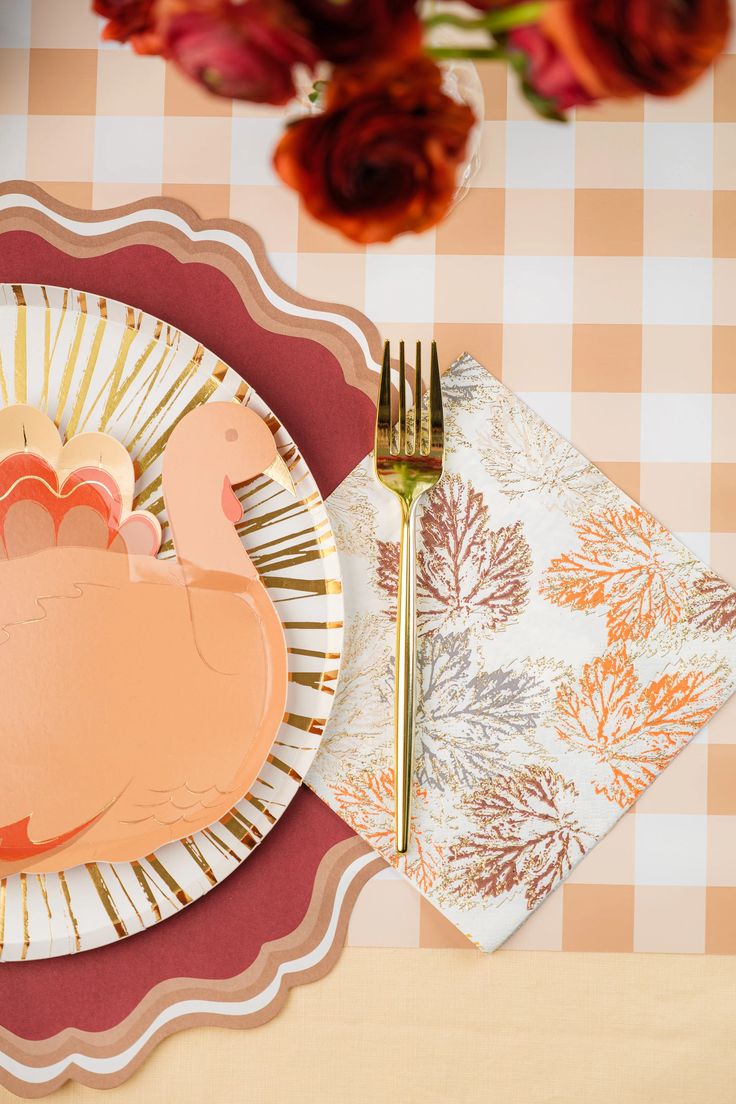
[541,0,730,99]
[273,58,474,244]
[93,0,163,53]
[293,0,422,65]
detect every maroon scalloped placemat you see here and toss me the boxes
[0,230,375,498]
[0,186,383,1095]
[1,790,350,1040]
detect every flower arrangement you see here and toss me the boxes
[94,1,731,243]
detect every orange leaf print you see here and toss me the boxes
[332,767,441,892]
[377,474,532,634]
[554,647,722,807]
[540,505,686,644]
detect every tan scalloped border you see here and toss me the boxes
[0,180,382,401]
[0,181,386,1096]
[0,836,383,1097]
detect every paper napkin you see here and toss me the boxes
[307,356,736,950]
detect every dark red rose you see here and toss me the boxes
[294,0,422,64]
[273,58,475,244]
[542,0,730,98]
[507,24,595,113]
[93,0,163,54]
[158,0,318,104]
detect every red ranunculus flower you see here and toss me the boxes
[93,0,163,54]
[542,0,730,99]
[294,0,422,64]
[507,24,595,114]
[157,0,319,104]
[273,57,474,244]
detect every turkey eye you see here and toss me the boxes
[225,429,238,442]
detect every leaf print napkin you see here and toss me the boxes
[306,355,736,951]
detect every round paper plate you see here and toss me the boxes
[0,283,343,961]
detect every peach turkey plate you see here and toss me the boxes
[0,283,343,960]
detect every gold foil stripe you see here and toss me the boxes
[237,495,315,535]
[93,325,147,433]
[0,878,5,956]
[144,855,191,906]
[64,316,107,438]
[13,302,27,404]
[181,837,217,886]
[288,647,341,659]
[289,668,339,695]
[266,754,303,782]
[0,347,7,405]
[109,863,145,928]
[282,620,343,630]
[54,311,87,426]
[246,522,325,557]
[19,873,29,960]
[244,792,277,824]
[118,341,180,438]
[255,546,336,574]
[134,371,217,476]
[262,575,342,595]
[127,343,205,455]
[80,328,151,434]
[58,870,81,952]
[133,475,162,514]
[249,526,333,567]
[42,294,68,412]
[284,713,326,736]
[203,826,241,863]
[37,873,52,923]
[86,863,128,939]
[219,810,259,850]
[131,860,162,923]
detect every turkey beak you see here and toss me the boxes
[264,452,297,497]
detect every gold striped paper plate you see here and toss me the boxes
[0,283,343,961]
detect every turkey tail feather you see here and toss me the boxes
[0,811,100,862]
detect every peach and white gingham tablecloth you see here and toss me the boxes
[2,0,736,954]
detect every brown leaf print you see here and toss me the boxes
[554,646,722,808]
[445,766,590,910]
[377,474,532,635]
[687,572,736,635]
[540,505,687,644]
[332,767,442,892]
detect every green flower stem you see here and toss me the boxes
[423,2,544,35]
[427,45,505,60]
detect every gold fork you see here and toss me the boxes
[374,340,445,854]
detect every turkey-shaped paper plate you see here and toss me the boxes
[0,283,343,960]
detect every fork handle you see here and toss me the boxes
[395,501,417,854]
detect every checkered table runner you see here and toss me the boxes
[2,0,736,952]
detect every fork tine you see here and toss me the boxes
[413,341,421,456]
[429,341,443,453]
[375,339,392,454]
[398,340,406,454]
